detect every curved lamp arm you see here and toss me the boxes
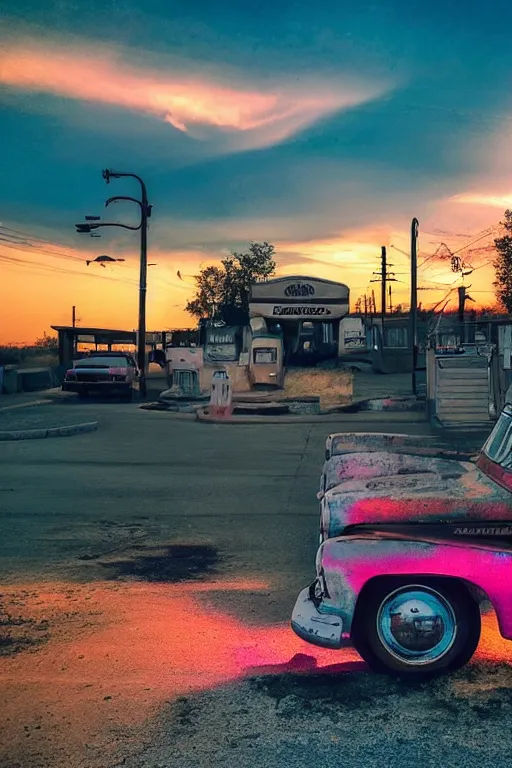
[105,195,143,210]
[87,221,142,232]
[102,170,148,205]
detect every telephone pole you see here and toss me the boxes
[381,246,387,318]
[458,285,475,343]
[370,245,398,329]
[388,285,393,314]
[72,306,76,327]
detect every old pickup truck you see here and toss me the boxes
[291,405,512,675]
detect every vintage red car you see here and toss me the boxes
[291,405,512,675]
[62,352,139,399]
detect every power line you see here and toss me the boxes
[1,226,192,295]
[0,251,139,287]
[417,227,495,270]
[0,224,74,247]
[0,236,85,263]
[428,288,457,312]
[0,225,84,256]
[450,228,495,256]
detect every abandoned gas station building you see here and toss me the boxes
[249,276,351,364]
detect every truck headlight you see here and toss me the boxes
[314,545,331,600]
[315,544,323,575]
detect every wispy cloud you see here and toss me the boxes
[0,36,392,152]
[451,193,512,209]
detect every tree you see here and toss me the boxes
[34,333,58,350]
[185,265,225,321]
[494,210,512,313]
[185,242,276,326]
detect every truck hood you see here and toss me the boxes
[321,456,512,538]
[321,451,470,494]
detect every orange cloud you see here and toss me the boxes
[451,193,512,209]
[0,37,390,151]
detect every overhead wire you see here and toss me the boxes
[0,223,200,298]
[0,251,140,287]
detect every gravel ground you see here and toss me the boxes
[0,404,96,431]
[123,660,512,768]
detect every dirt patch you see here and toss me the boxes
[97,543,220,582]
[283,368,353,407]
[0,578,279,768]
[0,612,49,656]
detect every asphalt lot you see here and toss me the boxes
[1,402,511,768]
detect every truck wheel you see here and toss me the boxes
[352,580,480,676]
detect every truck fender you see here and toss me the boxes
[321,534,512,640]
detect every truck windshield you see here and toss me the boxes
[482,404,512,470]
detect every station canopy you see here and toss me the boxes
[249,276,349,320]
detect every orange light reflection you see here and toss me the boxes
[0,580,510,766]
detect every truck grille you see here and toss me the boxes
[76,373,110,382]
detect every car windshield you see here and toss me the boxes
[74,356,130,368]
[482,404,512,470]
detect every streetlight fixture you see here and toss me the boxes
[75,170,152,396]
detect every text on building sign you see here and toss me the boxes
[209,334,235,344]
[284,282,315,297]
[272,305,332,316]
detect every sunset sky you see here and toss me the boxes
[1,0,511,344]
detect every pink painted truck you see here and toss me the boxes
[291,405,512,675]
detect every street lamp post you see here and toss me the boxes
[75,170,152,397]
[410,217,419,397]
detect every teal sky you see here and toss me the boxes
[1,1,511,254]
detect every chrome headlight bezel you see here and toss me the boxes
[314,544,331,602]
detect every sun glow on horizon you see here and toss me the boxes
[0,217,499,346]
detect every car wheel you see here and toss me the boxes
[352,579,481,676]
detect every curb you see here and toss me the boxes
[0,398,53,413]
[0,421,99,441]
[324,397,425,414]
[195,409,428,425]
[139,407,197,420]
[0,390,78,412]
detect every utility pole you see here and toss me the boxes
[370,245,398,324]
[410,218,419,396]
[364,295,368,316]
[371,289,377,315]
[75,170,152,397]
[72,306,76,327]
[381,246,387,318]
[388,285,393,314]
[458,285,475,344]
